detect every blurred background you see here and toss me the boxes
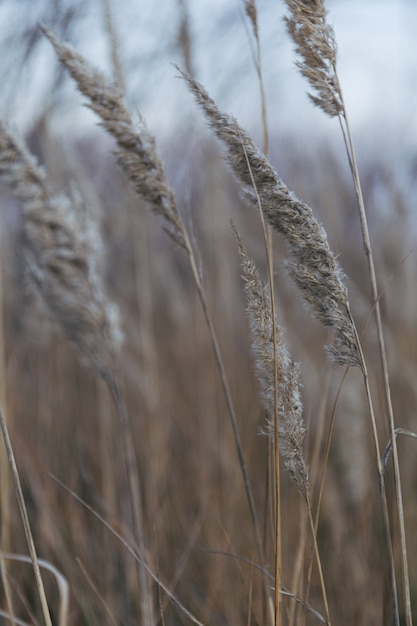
[0,1,416,625]
[1,0,416,144]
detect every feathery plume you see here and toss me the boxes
[0,124,121,381]
[177,0,194,77]
[41,25,185,249]
[282,0,343,117]
[234,228,308,497]
[181,71,359,367]
[244,0,259,41]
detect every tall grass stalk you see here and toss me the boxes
[236,132,280,624]
[100,0,125,92]
[234,229,331,624]
[180,70,360,368]
[40,25,266,579]
[0,231,16,626]
[240,6,275,619]
[340,111,411,626]
[0,406,53,626]
[0,6,412,623]
[53,477,207,626]
[0,122,153,625]
[242,0,268,156]
[282,1,410,622]
[98,7,157,620]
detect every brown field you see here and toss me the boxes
[0,3,416,625]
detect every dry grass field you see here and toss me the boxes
[0,2,416,625]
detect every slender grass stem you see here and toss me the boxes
[339,97,409,625]
[182,228,265,570]
[348,308,400,626]
[52,476,207,626]
[237,130,280,625]
[306,498,331,626]
[106,374,155,626]
[0,406,52,626]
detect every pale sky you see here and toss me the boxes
[0,0,416,156]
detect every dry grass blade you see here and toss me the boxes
[0,553,69,626]
[51,476,207,626]
[76,557,118,626]
[242,0,269,158]
[0,407,52,626]
[180,70,359,369]
[382,429,417,472]
[0,610,30,626]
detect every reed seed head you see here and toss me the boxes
[0,124,122,382]
[234,227,308,497]
[41,25,185,249]
[182,71,359,367]
[244,0,259,41]
[283,0,343,117]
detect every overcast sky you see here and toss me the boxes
[0,0,416,157]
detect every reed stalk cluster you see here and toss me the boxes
[0,2,413,626]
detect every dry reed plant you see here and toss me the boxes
[40,26,185,252]
[282,0,342,117]
[233,227,333,624]
[283,2,411,624]
[0,124,153,626]
[180,69,359,371]
[242,0,268,155]
[0,3,414,626]
[234,227,307,497]
[0,125,121,382]
[40,25,268,587]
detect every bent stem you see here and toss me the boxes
[0,406,52,626]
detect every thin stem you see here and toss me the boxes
[0,406,52,626]
[52,476,207,626]
[238,133,280,625]
[182,229,265,569]
[348,310,400,626]
[242,0,268,155]
[106,374,155,626]
[0,230,16,626]
[242,9,275,619]
[302,365,348,626]
[0,553,69,626]
[339,96,410,624]
[306,498,331,626]
[100,0,125,92]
